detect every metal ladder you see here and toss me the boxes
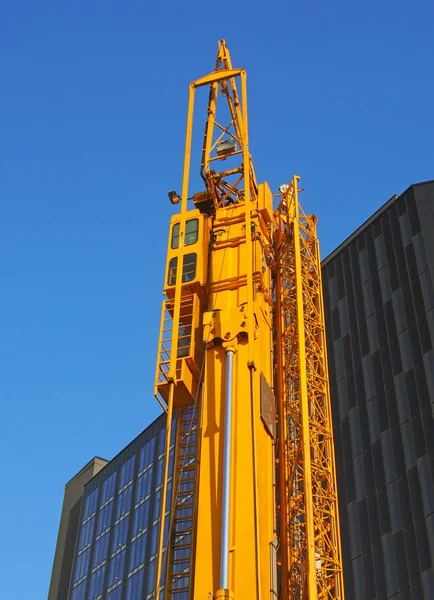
[155,295,195,408]
[167,405,199,599]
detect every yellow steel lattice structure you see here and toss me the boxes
[275,178,344,599]
[153,40,345,600]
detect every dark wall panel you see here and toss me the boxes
[322,182,434,600]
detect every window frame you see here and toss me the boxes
[171,218,199,250]
[167,253,197,286]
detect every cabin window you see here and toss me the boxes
[171,223,180,249]
[167,253,197,286]
[171,219,199,249]
[168,257,177,286]
[185,219,199,246]
[182,253,197,282]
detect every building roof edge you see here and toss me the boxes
[321,179,434,266]
[64,456,109,489]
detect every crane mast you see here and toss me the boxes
[154,40,344,600]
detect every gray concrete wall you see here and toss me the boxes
[48,457,108,600]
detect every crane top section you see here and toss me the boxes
[174,39,258,218]
[157,39,274,399]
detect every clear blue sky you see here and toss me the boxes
[0,1,433,597]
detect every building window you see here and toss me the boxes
[126,569,144,600]
[160,550,167,585]
[88,564,106,599]
[100,473,116,505]
[78,516,95,551]
[147,559,156,595]
[108,548,126,587]
[73,547,91,584]
[158,430,165,456]
[129,532,148,573]
[139,439,155,472]
[93,531,110,568]
[112,515,129,552]
[150,524,158,558]
[136,469,153,504]
[133,499,150,536]
[70,580,87,600]
[116,485,133,520]
[171,218,199,249]
[82,489,98,522]
[97,501,113,536]
[165,480,172,513]
[167,253,197,286]
[163,514,170,547]
[156,457,163,487]
[106,584,122,600]
[119,456,135,489]
[153,489,162,523]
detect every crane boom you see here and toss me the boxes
[153,40,344,600]
[275,180,344,599]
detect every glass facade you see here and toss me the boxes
[69,414,176,600]
[322,181,434,599]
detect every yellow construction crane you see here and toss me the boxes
[153,40,344,600]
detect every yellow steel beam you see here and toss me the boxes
[192,68,242,88]
[274,224,289,600]
[168,85,195,381]
[275,177,345,599]
[154,382,174,600]
[240,70,255,366]
[292,176,317,598]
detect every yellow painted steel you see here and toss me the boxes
[153,40,344,600]
[195,199,275,598]
[155,382,174,600]
[275,178,344,599]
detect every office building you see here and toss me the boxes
[322,181,434,599]
[49,412,181,600]
[49,457,109,600]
